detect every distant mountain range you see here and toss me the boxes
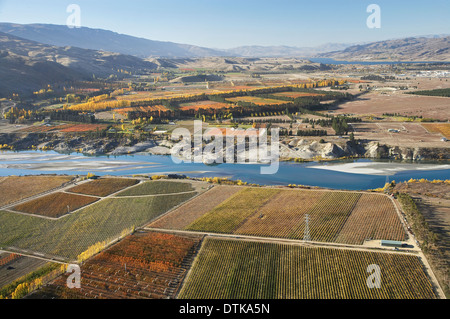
[1,23,448,61]
[148,57,330,73]
[225,43,354,58]
[0,23,354,58]
[0,23,229,58]
[315,36,450,62]
[0,31,156,96]
[1,22,449,96]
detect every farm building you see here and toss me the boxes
[381,240,405,248]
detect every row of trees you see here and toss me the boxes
[4,107,45,124]
[69,80,351,114]
[303,117,362,127]
[49,110,96,123]
[296,129,328,137]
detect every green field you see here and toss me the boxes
[0,192,196,260]
[116,180,195,196]
[178,238,436,299]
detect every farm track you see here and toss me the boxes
[0,248,68,264]
[110,190,198,199]
[144,227,421,256]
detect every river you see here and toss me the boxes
[1,150,449,190]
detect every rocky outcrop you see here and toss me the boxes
[2,132,448,161]
[363,141,449,161]
[108,141,157,155]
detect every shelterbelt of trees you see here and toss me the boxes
[127,93,352,124]
[68,80,347,113]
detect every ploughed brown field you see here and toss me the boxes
[349,122,449,148]
[334,92,450,121]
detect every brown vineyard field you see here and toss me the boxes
[67,178,139,197]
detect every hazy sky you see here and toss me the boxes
[0,0,449,48]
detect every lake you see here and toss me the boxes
[1,150,449,190]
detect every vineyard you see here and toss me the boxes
[1,178,441,300]
[18,124,75,133]
[12,192,99,218]
[0,189,197,260]
[213,85,262,91]
[33,231,203,299]
[19,124,109,134]
[149,185,242,230]
[179,101,232,111]
[114,90,206,102]
[58,124,109,133]
[335,194,406,244]
[0,176,73,207]
[226,96,287,106]
[0,253,21,266]
[181,188,406,245]
[186,188,280,234]
[116,180,194,197]
[114,105,169,116]
[178,238,437,299]
[232,189,325,239]
[272,92,324,99]
[422,123,450,139]
[66,82,344,113]
[67,178,139,197]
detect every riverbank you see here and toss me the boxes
[1,132,449,162]
[1,150,449,190]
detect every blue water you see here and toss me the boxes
[1,150,449,190]
[309,58,450,65]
